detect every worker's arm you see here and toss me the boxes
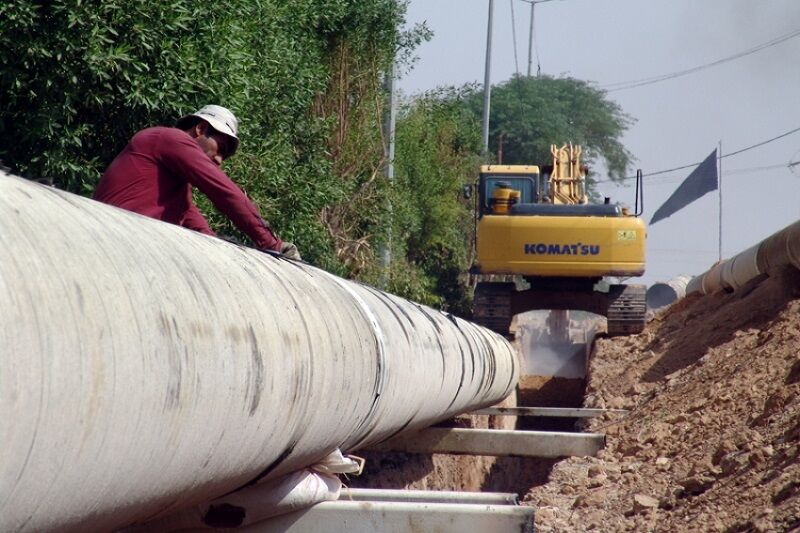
[159,129,283,251]
[180,203,216,236]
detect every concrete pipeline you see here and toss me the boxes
[646,274,692,310]
[687,219,800,295]
[0,172,518,532]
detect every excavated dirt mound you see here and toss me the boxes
[527,267,800,532]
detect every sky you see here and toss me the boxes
[398,0,800,285]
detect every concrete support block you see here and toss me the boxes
[369,427,605,458]
[246,500,535,532]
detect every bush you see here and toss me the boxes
[0,0,421,272]
[382,87,484,314]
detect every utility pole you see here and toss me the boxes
[380,61,396,281]
[482,0,494,154]
[526,1,535,76]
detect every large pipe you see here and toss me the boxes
[687,220,800,295]
[0,172,518,532]
[756,219,800,272]
[646,274,692,310]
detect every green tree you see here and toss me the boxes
[368,86,482,313]
[0,0,426,274]
[470,75,634,179]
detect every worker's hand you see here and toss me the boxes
[280,241,301,261]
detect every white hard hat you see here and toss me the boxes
[176,104,239,156]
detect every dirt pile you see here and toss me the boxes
[527,267,800,532]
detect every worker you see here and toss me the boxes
[94,105,300,260]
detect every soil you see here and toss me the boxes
[352,267,800,532]
[518,375,586,408]
[528,266,800,532]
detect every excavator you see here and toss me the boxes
[470,144,646,338]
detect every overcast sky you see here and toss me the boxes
[399,0,800,285]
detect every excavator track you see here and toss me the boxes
[606,284,646,337]
[473,282,514,336]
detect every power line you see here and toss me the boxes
[723,125,800,158]
[718,162,789,176]
[601,28,800,92]
[649,248,722,256]
[640,162,792,187]
[595,125,800,183]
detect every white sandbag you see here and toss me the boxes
[126,469,341,531]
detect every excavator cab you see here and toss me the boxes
[471,144,647,338]
[484,174,539,215]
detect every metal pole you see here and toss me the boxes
[527,1,534,76]
[482,0,494,153]
[380,62,396,277]
[718,141,722,261]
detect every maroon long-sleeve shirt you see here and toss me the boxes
[94,127,282,250]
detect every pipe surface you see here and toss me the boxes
[646,274,692,309]
[757,220,800,272]
[0,172,518,532]
[687,219,800,295]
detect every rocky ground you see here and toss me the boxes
[528,266,800,532]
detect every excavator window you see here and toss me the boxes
[481,175,538,212]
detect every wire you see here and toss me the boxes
[601,28,800,92]
[723,125,800,158]
[644,169,791,189]
[720,163,789,176]
[648,248,722,256]
[647,162,790,184]
[595,125,800,183]
[510,0,520,76]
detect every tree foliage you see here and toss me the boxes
[469,75,634,178]
[374,87,482,313]
[0,0,424,275]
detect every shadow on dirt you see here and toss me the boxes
[346,451,436,489]
[481,456,560,496]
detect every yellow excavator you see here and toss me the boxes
[470,144,646,337]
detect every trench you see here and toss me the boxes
[348,310,598,500]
